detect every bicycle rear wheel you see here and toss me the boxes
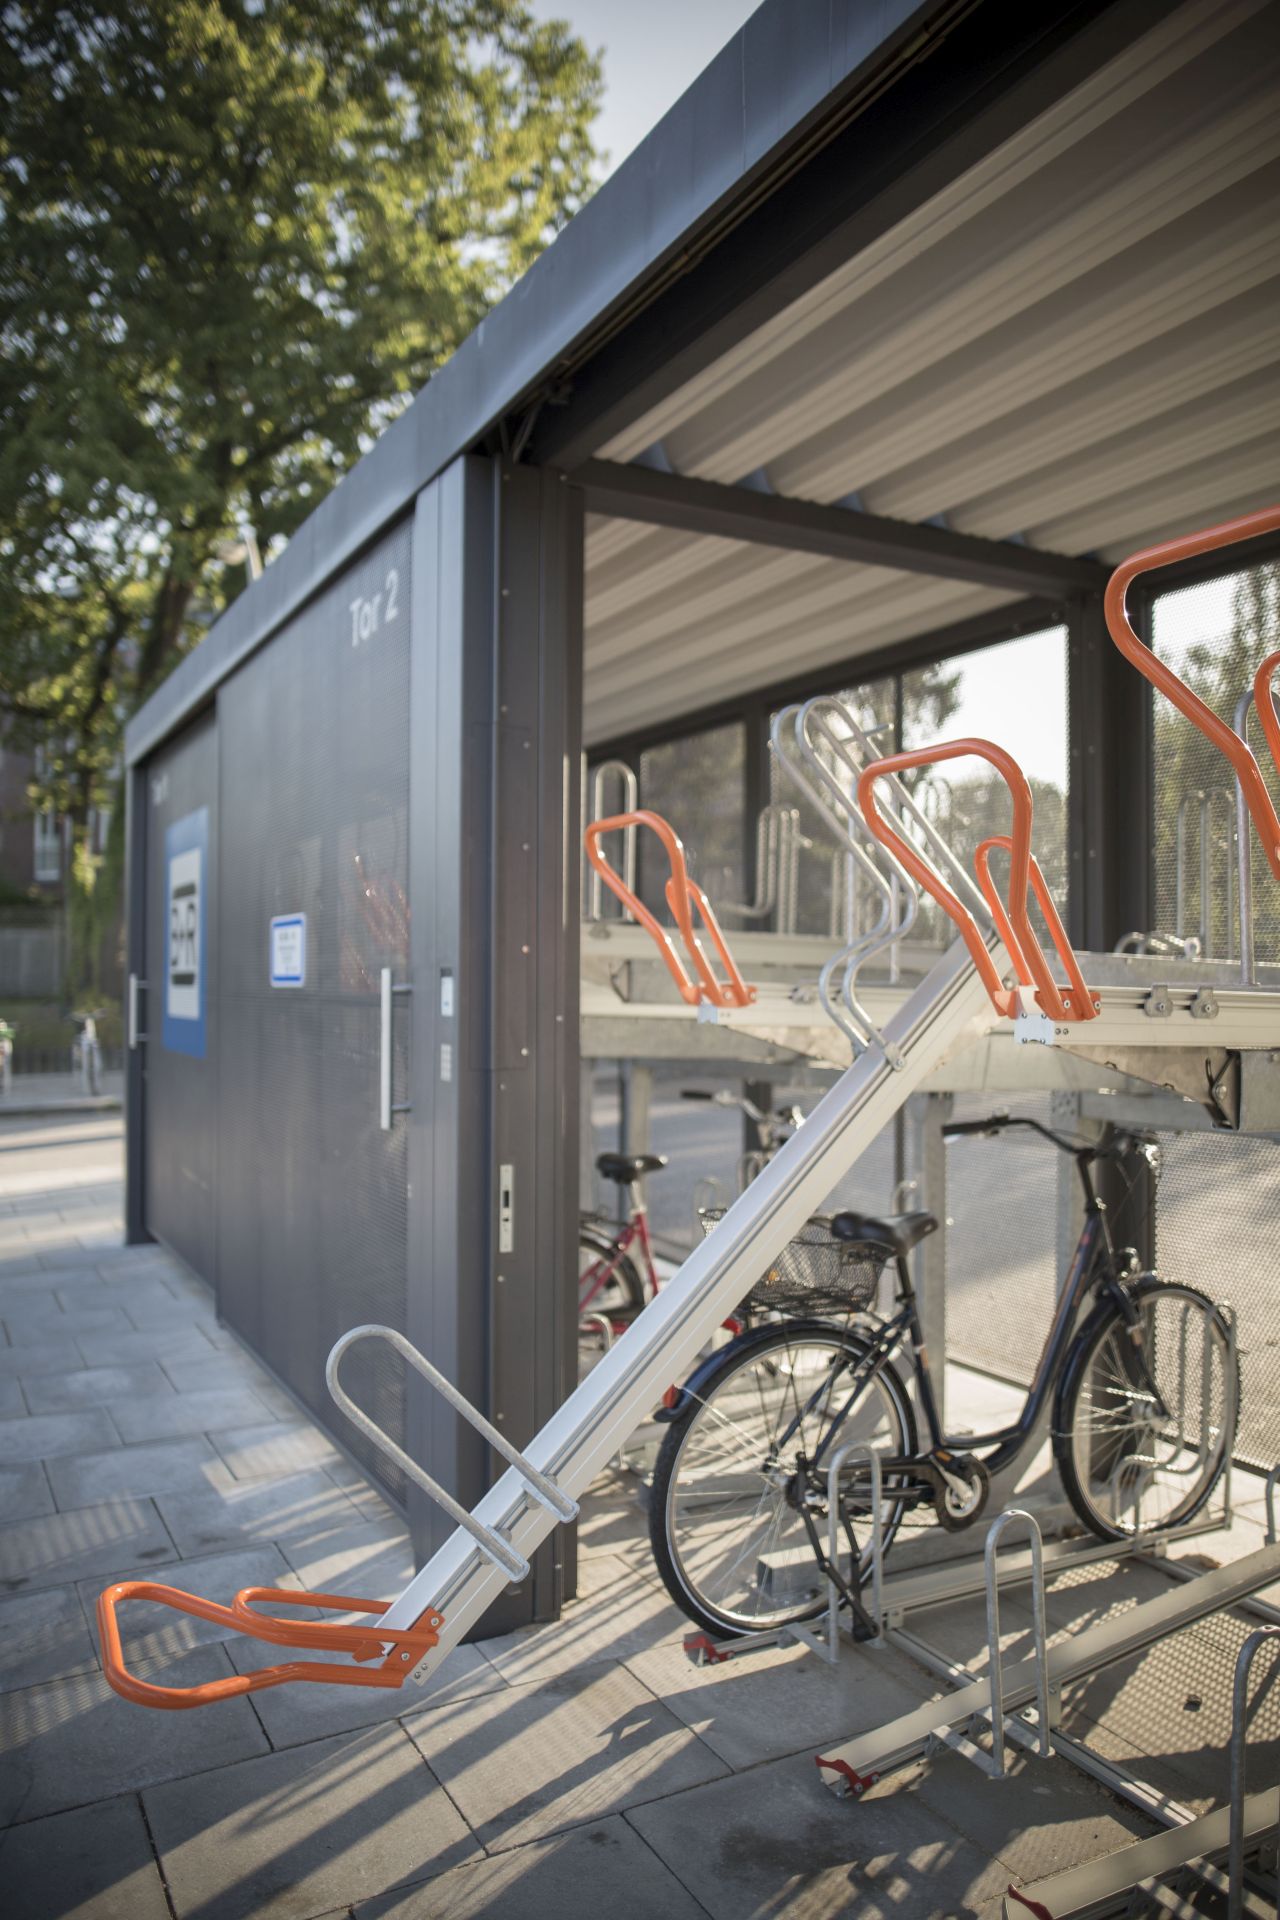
[1056,1279,1237,1540]
[649,1321,915,1637]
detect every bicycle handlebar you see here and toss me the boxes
[943,1113,1153,1161]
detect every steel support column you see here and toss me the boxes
[1067,592,1152,953]
[407,456,582,1629]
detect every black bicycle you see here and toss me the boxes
[648,1116,1239,1638]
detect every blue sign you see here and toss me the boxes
[163,807,208,1058]
[269,913,306,987]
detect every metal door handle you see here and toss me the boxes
[379,968,412,1130]
[128,974,147,1049]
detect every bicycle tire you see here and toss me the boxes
[649,1319,916,1638]
[1055,1278,1238,1541]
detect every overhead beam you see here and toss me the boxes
[578,458,1108,597]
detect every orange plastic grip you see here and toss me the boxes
[584,810,755,1010]
[858,740,1095,1023]
[1104,505,1280,879]
[98,1580,442,1711]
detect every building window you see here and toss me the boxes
[34,809,61,883]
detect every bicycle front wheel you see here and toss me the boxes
[1056,1280,1237,1540]
[650,1321,915,1637]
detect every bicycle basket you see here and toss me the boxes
[698,1209,887,1316]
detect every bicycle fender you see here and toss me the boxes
[654,1317,882,1423]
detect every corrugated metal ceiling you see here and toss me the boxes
[583,0,1280,743]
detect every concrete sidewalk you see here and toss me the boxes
[4,1114,1265,1920]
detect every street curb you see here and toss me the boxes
[0,1097,122,1118]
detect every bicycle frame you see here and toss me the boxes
[579,1207,658,1316]
[768,1135,1135,1495]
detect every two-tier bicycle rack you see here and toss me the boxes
[96,505,1280,1905]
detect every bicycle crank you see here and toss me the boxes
[924,1451,990,1532]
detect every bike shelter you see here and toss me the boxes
[114,0,1280,1906]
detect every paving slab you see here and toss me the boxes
[0,1333,85,1378]
[0,1582,99,1692]
[22,1361,172,1413]
[154,1463,368,1558]
[624,1635,936,1771]
[476,1550,690,1684]
[0,1645,270,1824]
[161,1350,278,1395]
[58,1275,181,1318]
[45,1434,223,1508]
[0,1372,25,1418]
[213,1419,345,1481]
[625,1749,1009,1920]
[0,1406,120,1463]
[228,1634,508,1749]
[76,1325,219,1367]
[0,1495,176,1597]
[354,1813,709,1920]
[0,1460,53,1525]
[5,1304,133,1346]
[122,1297,219,1334]
[107,1385,275,1443]
[404,1659,729,1852]
[279,1519,414,1599]
[76,1542,303,1663]
[0,1791,172,1920]
[324,1458,402,1525]
[145,1721,478,1920]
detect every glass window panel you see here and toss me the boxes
[638,722,745,919]
[767,678,894,939]
[902,627,1068,960]
[1151,563,1280,963]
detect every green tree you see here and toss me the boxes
[1,0,602,989]
[1151,564,1280,960]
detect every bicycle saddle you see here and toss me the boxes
[831,1209,938,1257]
[595,1152,668,1185]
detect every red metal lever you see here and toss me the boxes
[858,740,1096,1024]
[1104,505,1280,878]
[584,809,755,1010]
[98,1580,443,1710]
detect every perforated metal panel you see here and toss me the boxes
[216,518,413,1502]
[144,713,218,1278]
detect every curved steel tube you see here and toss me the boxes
[1104,505,1280,880]
[588,762,638,921]
[327,1325,577,1585]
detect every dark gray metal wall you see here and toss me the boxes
[215,516,414,1504]
[406,457,582,1627]
[144,713,218,1278]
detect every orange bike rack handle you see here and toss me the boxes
[584,810,755,1009]
[98,1580,443,1711]
[858,739,1096,1024]
[1104,505,1280,880]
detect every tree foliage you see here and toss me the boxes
[0,0,602,978]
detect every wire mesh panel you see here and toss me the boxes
[216,516,413,1504]
[1155,1128,1280,1471]
[943,1093,1061,1386]
[1152,563,1280,962]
